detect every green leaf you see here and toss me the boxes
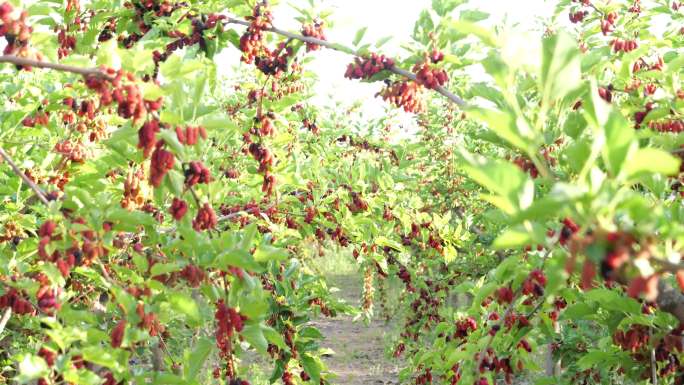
[242,324,268,354]
[459,150,533,215]
[468,83,505,107]
[262,326,288,350]
[560,303,596,320]
[493,226,532,249]
[449,20,496,47]
[460,9,489,22]
[301,354,322,384]
[624,148,681,179]
[467,107,530,152]
[374,236,404,252]
[602,110,636,177]
[582,81,610,129]
[577,349,625,370]
[239,293,269,319]
[168,292,201,325]
[375,36,393,48]
[62,368,103,385]
[158,129,186,159]
[584,289,641,314]
[200,114,238,131]
[81,346,124,371]
[184,337,214,380]
[541,32,581,104]
[353,27,367,46]
[107,208,156,231]
[150,262,182,278]
[563,111,586,139]
[166,170,184,196]
[432,0,465,16]
[215,249,263,272]
[40,262,66,287]
[299,326,324,339]
[253,244,289,263]
[238,223,258,251]
[152,374,185,385]
[511,189,576,223]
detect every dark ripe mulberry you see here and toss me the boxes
[184,161,213,186]
[110,320,126,348]
[138,119,160,158]
[192,203,217,231]
[414,61,448,89]
[170,198,188,220]
[149,143,175,187]
[344,53,395,80]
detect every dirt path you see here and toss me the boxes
[313,274,400,385]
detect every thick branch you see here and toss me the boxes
[0,307,11,336]
[0,55,108,78]
[225,18,467,108]
[151,343,165,371]
[0,146,50,205]
[655,280,684,324]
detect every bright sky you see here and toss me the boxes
[272,0,555,123]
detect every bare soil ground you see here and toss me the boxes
[311,273,401,385]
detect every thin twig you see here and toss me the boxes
[0,146,50,205]
[650,328,657,385]
[0,55,109,79]
[587,2,605,17]
[224,18,467,108]
[188,185,202,209]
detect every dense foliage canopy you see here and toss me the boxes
[0,0,683,384]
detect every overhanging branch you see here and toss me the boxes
[225,18,468,108]
[0,146,50,205]
[0,55,109,78]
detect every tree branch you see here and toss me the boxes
[224,18,468,108]
[3,24,468,108]
[0,307,11,336]
[0,55,109,78]
[0,146,50,205]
